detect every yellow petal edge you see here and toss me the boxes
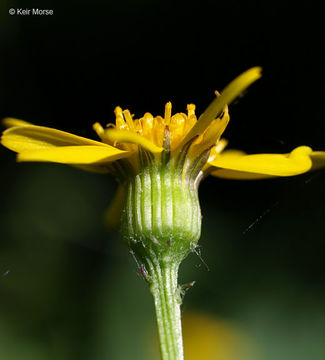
[210,146,313,179]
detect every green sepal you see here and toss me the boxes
[122,156,202,266]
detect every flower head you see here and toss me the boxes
[2,67,325,263]
[2,67,323,181]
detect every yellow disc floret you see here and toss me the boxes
[95,101,229,160]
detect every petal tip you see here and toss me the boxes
[2,117,32,128]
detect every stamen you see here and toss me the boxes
[184,114,197,135]
[114,106,128,130]
[114,106,123,117]
[187,104,196,118]
[153,116,165,148]
[164,102,172,125]
[93,122,104,135]
[142,113,154,141]
[123,110,135,131]
[92,122,105,141]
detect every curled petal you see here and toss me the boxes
[105,129,163,153]
[209,146,313,179]
[17,145,130,165]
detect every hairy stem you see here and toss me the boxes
[147,259,183,360]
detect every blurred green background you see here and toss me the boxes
[0,1,324,359]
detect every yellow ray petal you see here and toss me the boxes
[310,151,325,171]
[190,111,230,157]
[1,125,109,153]
[210,168,276,180]
[105,129,163,153]
[217,149,246,158]
[179,67,262,148]
[104,185,126,229]
[209,146,313,179]
[2,117,32,128]
[17,145,130,164]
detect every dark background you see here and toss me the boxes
[0,1,324,359]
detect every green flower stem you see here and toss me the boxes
[147,258,183,360]
[121,150,205,359]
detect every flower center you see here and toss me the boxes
[93,101,230,159]
[113,102,199,150]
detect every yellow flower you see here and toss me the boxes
[2,67,325,237]
[2,68,325,360]
[2,66,324,245]
[2,67,324,181]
